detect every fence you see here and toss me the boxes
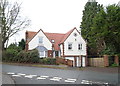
[88,58,104,67]
[88,55,119,67]
[56,57,73,67]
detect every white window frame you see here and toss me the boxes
[39,51,44,57]
[38,37,43,43]
[78,43,82,50]
[68,43,73,50]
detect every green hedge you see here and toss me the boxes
[3,49,40,63]
[16,49,40,63]
[39,58,57,65]
[3,48,57,65]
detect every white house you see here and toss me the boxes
[25,27,87,67]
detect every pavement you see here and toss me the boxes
[2,73,15,84]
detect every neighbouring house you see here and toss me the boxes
[25,27,87,67]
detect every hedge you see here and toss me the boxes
[3,49,57,65]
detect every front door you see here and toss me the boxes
[48,50,53,57]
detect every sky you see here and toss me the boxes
[8,0,120,45]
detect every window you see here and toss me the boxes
[40,51,44,56]
[39,37,43,43]
[74,33,77,37]
[78,44,82,50]
[68,43,72,50]
[51,39,55,43]
[55,51,59,57]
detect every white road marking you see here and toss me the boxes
[7,72,15,75]
[81,80,109,85]
[40,76,49,78]
[50,78,60,81]
[52,77,62,79]
[50,77,62,82]
[12,75,21,77]
[81,82,91,84]
[37,77,46,80]
[64,78,76,83]
[29,75,37,77]
[17,73,26,76]
[24,75,33,78]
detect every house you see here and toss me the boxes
[25,27,87,67]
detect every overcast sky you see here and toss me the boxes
[8,0,120,45]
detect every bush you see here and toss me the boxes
[111,63,119,67]
[2,48,19,62]
[2,43,22,62]
[17,49,39,63]
[39,58,56,65]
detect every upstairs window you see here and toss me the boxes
[51,39,55,43]
[78,44,82,50]
[39,37,43,43]
[68,43,72,50]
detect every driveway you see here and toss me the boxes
[2,64,119,85]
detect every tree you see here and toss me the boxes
[91,4,120,55]
[18,39,25,50]
[80,0,103,55]
[0,0,30,50]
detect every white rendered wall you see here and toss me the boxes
[28,30,52,50]
[64,29,86,56]
[60,44,63,56]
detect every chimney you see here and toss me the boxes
[25,31,28,51]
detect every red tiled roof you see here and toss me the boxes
[60,28,75,44]
[45,33,65,50]
[26,27,76,51]
[26,31,37,43]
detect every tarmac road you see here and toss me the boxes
[2,64,119,85]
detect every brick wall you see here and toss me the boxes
[114,55,119,65]
[56,57,73,67]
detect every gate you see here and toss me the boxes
[109,56,115,66]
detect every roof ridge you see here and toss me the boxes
[45,32,65,35]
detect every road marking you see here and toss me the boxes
[40,76,49,78]
[50,77,62,82]
[7,72,15,75]
[24,75,33,78]
[81,80,109,85]
[12,75,21,77]
[50,78,60,81]
[64,78,76,83]
[81,82,90,84]
[37,77,47,80]
[17,73,26,76]
[29,75,37,77]
[52,77,62,79]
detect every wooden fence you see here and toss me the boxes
[88,58,104,67]
[88,55,119,67]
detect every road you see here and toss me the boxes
[2,64,119,85]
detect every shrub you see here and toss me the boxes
[111,63,119,67]
[2,48,19,62]
[39,58,56,65]
[17,49,39,63]
[2,43,22,62]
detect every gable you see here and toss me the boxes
[28,29,52,50]
[65,28,86,44]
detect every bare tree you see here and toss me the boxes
[0,0,30,50]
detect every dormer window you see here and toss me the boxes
[51,39,55,43]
